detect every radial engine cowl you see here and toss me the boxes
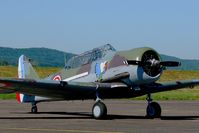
[127,49,181,77]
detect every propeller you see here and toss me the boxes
[127,60,181,67]
[126,50,181,77]
[127,59,181,77]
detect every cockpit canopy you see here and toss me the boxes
[65,44,116,69]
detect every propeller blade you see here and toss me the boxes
[159,61,181,67]
[127,60,142,65]
[127,60,181,67]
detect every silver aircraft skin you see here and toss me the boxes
[0,44,198,119]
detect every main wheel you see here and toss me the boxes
[31,105,38,113]
[92,101,107,119]
[146,102,161,118]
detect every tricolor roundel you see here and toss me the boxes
[53,75,62,81]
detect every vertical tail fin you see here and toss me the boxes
[17,55,39,103]
[18,55,39,79]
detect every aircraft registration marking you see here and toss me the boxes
[63,72,89,81]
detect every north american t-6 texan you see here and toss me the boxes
[0,44,198,119]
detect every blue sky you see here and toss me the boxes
[0,0,198,59]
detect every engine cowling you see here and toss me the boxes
[118,47,180,85]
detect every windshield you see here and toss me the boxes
[66,44,116,69]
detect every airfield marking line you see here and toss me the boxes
[0,127,125,133]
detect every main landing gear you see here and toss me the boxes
[91,93,162,119]
[92,100,107,119]
[31,102,38,113]
[92,86,107,120]
[146,93,161,118]
[92,88,107,119]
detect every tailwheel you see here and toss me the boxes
[31,103,38,113]
[92,101,107,119]
[146,102,161,118]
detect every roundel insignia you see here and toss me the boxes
[0,83,5,87]
[53,75,62,81]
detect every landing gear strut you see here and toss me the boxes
[146,93,161,118]
[31,102,38,113]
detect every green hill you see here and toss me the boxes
[0,47,75,67]
[0,47,199,69]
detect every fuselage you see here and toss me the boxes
[44,45,163,99]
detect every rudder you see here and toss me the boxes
[17,55,39,103]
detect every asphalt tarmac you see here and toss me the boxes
[0,100,198,133]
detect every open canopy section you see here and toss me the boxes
[66,44,116,69]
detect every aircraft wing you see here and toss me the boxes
[143,79,199,94]
[0,77,199,100]
[0,78,128,100]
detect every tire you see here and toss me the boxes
[146,102,161,118]
[92,101,107,119]
[31,106,38,113]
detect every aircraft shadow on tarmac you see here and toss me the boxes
[0,112,198,120]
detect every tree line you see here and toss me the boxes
[0,60,9,66]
